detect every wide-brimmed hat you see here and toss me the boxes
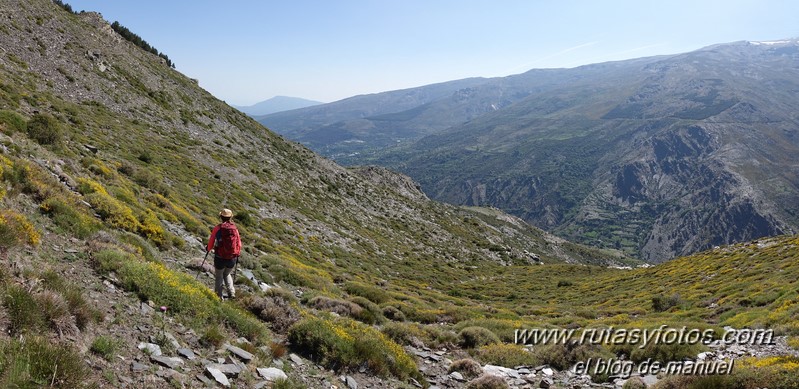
[219,208,233,218]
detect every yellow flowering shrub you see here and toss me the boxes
[76,177,108,195]
[288,316,423,382]
[138,209,166,247]
[0,210,40,248]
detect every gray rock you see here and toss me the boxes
[539,377,554,388]
[541,367,554,376]
[205,367,230,387]
[254,382,269,389]
[346,375,358,389]
[642,374,659,386]
[225,343,254,362]
[195,373,214,386]
[140,302,154,315]
[483,364,521,379]
[272,358,284,368]
[164,332,181,349]
[257,367,288,381]
[240,269,256,281]
[207,363,242,376]
[177,348,196,360]
[150,355,184,369]
[289,353,304,366]
[137,342,162,356]
[517,368,532,375]
[130,362,149,373]
[259,282,272,292]
[448,371,464,381]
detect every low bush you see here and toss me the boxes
[531,342,613,371]
[26,113,63,146]
[344,281,390,304]
[40,197,102,238]
[3,284,47,335]
[621,376,647,389]
[476,343,537,368]
[201,325,225,347]
[288,316,423,382]
[459,326,500,348]
[0,336,89,388]
[37,290,78,337]
[39,269,100,330]
[90,336,120,361]
[0,210,41,250]
[241,294,300,333]
[310,295,362,317]
[652,293,684,312]
[0,110,26,133]
[381,322,425,346]
[381,305,406,321]
[349,296,384,324]
[448,358,483,379]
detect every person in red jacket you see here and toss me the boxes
[206,208,241,299]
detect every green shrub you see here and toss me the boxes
[381,305,406,321]
[349,296,384,325]
[0,336,89,388]
[40,197,102,238]
[622,376,647,389]
[344,281,390,304]
[448,358,483,379]
[531,342,613,371]
[652,293,684,312]
[90,336,120,361]
[3,284,47,335]
[37,290,77,336]
[201,325,225,347]
[476,343,537,368]
[310,296,362,317]
[459,326,500,348]
[628,341,705,364]
[26,113,63,146]
[288,316,423,382]
[217,303,270,344]
[381,322,425,346]
[0,110,25,133]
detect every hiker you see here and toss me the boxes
[206,208,241,299]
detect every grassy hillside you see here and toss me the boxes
[0,1,797,388]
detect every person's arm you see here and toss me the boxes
[206,225,220,252]
[235,227,242,257]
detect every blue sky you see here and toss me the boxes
[65,1,799,105]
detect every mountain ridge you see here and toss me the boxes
[234,95,322,116]
[264,39,799,261]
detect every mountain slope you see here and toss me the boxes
[234,95,322,116]
[0,1,632,387]
[273,41,799,262]
[2,2,799,388]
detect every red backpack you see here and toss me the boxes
[215,222,240,259]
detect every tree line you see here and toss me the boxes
[52,0,175,68]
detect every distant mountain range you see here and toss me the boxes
[234,95,322,116]
[260,40,799,261]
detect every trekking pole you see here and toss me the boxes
[232,255,239,281]
[195,250,209,280]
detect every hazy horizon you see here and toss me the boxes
[63,1,799,105]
